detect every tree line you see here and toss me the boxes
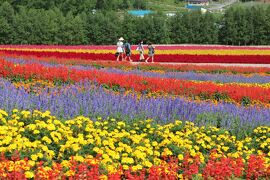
[0,0,147,14]
[0,1,270,45]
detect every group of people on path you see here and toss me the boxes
[116,37,155,63]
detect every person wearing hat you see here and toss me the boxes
[116,37,124,61]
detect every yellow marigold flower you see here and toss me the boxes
[31,154,38,161]
[123,165,129,170]
[71,144,81,152]
[175,120,182,125]
[65,170,75,177]
[61,160,71,168]
[18,122,24,126]
[73,155,84,162]
[33,130,40,134]
[260,142,267,149]
[8,144,17,150]
[190,149,197,157]
[126,157,135,164]
[37,152,43,158]
[27,160,35,167]
[134,150,146,160]
[47,124,56,131]
[107,165,117,173]
[25,171,34,178]
[258,150,264,155]
[44,166,52,171]
[178,174,184,180]
[222,146,229,152]
[12,109,19,114]
[178,154,184,161]
[102,154,110,159]
[47,150,55,158]
[111,153,120,160]
[27,124,36,130]
[116,147,124,152]
[117,121,125,127]
[154,150,160,157]
[194,145,200,151]
[42,136,52,144]
[143,160,153,168]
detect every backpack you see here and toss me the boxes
[125,43,131,52]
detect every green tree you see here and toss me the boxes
[61,12,87,45]
[200,13,218,44]
[12,7,32,44]
[122,14,140,44]
[152,13,171,44]
[220,7,238,45]
[251,6,268,45]
[170,12,187,43]
[187,11,202,44]
[60,0,96,15]
[0,1,15,23]
[133,0,147,9]
[0,17,12,44]
[86,11,121,44]
[95,0,115,10]
[266,6,270,44]
[122,0,131,9]
[235,8,251,45]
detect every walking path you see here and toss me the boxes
[131,62,270,67]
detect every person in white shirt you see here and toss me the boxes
[116,37,124,61]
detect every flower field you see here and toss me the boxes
[1,45,270,63]
[0,45,270,179]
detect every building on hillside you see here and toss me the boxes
[187,0,209,6]
[128,10,153,17]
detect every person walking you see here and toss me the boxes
[116,37,124,61]
[136,40,144,62]
[124,40,132,62]
[145,43,155,63]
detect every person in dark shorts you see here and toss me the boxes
[136,40,144,62]
[145,43,155,63]
[124,41,132,62]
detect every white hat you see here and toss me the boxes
[119,37,124,41]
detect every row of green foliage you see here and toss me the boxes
[0,0,147,14]
[0,2,270,45]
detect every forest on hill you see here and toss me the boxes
[0,0,270,45]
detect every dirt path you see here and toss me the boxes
[131,62,270,67]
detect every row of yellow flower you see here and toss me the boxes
[0,109,269,176]
[11,79,270,91]
[2,47,270,55]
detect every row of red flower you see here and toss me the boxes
[1,49,270,64]
[1,152,269,179]
[3,53,270,74]
[1,59,270,104]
